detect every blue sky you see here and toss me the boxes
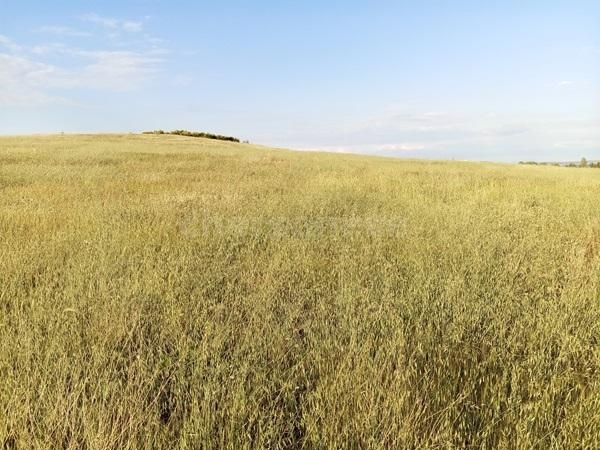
[1,1,598,161]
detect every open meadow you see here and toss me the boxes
[0,134,599,449]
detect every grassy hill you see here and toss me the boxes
[1,134,599,448]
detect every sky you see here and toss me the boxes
[1,1,599,162]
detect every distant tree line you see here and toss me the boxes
[519,157,600,168]
[143,129,242,143]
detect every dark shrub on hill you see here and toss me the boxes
[143,129,240,143]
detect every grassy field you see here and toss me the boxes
[0,134,599,449]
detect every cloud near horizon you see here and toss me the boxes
[274,111,600,161]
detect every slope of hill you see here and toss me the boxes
[1,134,599,448]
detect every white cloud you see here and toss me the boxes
[123,21,143,33]
[346,111,468,143]
[145,36,165,45]
[0,54,61,88]
[480,124,530,137]
[81,13,119,29]
[81,13,144,33]
[273,107,599,161]
[30,43,70,55]
[0,25,165,106]
[580,45,600,56]
[1,50,162,95]
[37,26,92,38]
[380,143,427,151]
[0,53,66,105]
[72,50,163,90]
[546,80,575,88]
[553,140,599,149]
[0,34,23,52]
[171,74,195,87]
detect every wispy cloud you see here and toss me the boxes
[546,80,575,88]
[80,13,144,33]
[0,34,23,52]
[0,49,163,101]
[273,109,599,161]
[0,53,66,106]
[80,13,119,29]
[123,21,143,33]
[37,26,92,38]
[71,50,163,90]
[0,15,165,106]
[29,43,71,56]
[580,45,600,56]
[171,74,195,87]
[480,125,530,137]
[380,143,427,152]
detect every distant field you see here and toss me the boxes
[1,134,599,449]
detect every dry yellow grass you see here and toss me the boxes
[1,134,599,448]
